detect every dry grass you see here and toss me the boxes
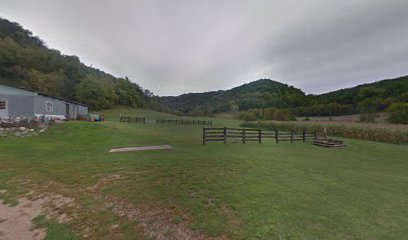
[85,172,226,240]
[296,120,408,131]
[242,120,408,144]
[296,112,392,123]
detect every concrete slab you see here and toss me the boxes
[109,145,172,153]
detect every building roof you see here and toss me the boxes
[0,84,37,96]
[37,92,88,107]
[0,83,88,107]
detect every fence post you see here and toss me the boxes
[128,117,130,123]
[275,130,279,143]
[143,117,146,124]
[313,129,317,140]
[243,129,246,144]
[258,129,262,144]
[203,128,206,145]
[120,116,122,122]
[290,130,294,143]
[223,127,227,144]
[302,128,306,142]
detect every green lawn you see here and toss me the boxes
[0,107,407,239]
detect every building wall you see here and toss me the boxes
[33,95,88,119]
[34,95,68,116]
[0,84,88,119]
[66,103,88,119]
[0,95,35,118]
[78,105,88,116]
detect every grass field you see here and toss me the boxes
[1,107,408,239]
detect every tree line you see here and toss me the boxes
[1,17,407,123]
[161,77,408,124]
[0,17,148,110]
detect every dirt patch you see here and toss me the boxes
[0,197,46,240]
[0,191,75,240]
[104,197,209,240]
[221,205,242,233]
[87,173,226,240]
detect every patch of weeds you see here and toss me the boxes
[32,215,77,240]
[121,220,145,240]
[0,190,19,207]
[172,215,185,224]
[101,187,114,193]
[0,185,23,206]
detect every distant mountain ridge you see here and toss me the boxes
[315,75,408,104]
[159,79,308,114]
[159,75,408,116]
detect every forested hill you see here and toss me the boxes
[0,17,147,109]
[294,75,408,117]
[159,75,408,120]
[159,79,308,115]
[316,75,408,105]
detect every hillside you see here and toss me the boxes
[159,79,308,115]
[316,75,408,105]
[0,17,146,109]
[294,75,408,117]
[160,76,408,121]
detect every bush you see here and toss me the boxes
[239,109,263,121]
[263,107,294,121]
[239,111,257,121]
[388,103,408,124]
[359,113,377,123]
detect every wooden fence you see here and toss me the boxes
[156,119,212,126]
[203,127,315,145]
[119,116,146,124]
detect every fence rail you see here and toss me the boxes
[119,116,146,124]
[203,127,316,145]
[156,119,212,126]
[119,116,212,126]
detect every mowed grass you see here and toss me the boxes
[0,107,407,239]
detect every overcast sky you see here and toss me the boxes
[1,0,408,96]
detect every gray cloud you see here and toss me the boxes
[1,0,408,95]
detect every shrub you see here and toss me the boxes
[388,103,408,124]
[239,111,257,121]
[359,113,377,123]
[263,107,294,121]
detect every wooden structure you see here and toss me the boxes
[156,119,212,126]
[313,139,345,148]
[119,116,146,124]
[203,127,314,145]
[109,145,172,153]
[312,127,345,148]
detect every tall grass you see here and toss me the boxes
[241,120,408,144]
